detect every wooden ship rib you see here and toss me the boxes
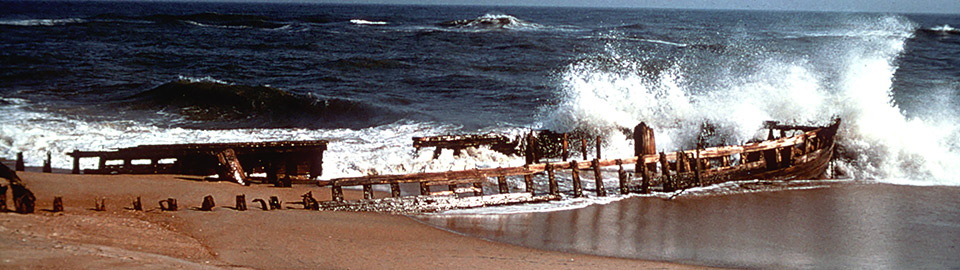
[319,119,841,214]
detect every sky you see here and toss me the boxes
[301,0,960,14]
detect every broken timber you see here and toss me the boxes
[321,119,840,214]
[67,140,327,185]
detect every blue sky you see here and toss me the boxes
[302,0,960,14]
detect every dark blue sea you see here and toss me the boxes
[2,1,960,268]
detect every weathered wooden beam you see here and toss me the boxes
[547,163,558,195]
[333,186,344,202]
[94,198,105,211]
[269,196,281,210]
[15,152,24,171]
[562,133,569,161]
[523,173,534,195]
[133,196,142,211]
[215,148,247,185]
[52,196,63,212]
[42,152,51,173]
[159,198,177,211]
[200,195,215,211]
[617,161,628,195]
[497,175,508,194]
[593,159,605,196]
[236,195,246,211]
[571,161,582,198]
[580,138,588,160]
[390,183,401,197]
[363,184,373,199]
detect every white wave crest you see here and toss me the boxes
[544,14,960,185]
[0,18,84,26]
[350,19,388,25]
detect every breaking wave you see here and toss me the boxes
[543,14,960,185]
[350,19,387,25]
[0,18,85,26]
[125,79,400,129]
[921,24,960,35]
[439,14,544,31]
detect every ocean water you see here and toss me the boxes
[2,2,959,190]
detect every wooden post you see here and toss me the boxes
[694,148,702,186]
[236,195,246,211]
[547,163,558,195]
[472,182,483,196]
[595,136,602,160]
[497,176,508,194]
[42,152,51,173]
[266,161,278,186]
[269,196,281,210]
[390,183,401,197]
[94,198,105,211]
[15,152,24,171]
[525,132,537,165]
[571,161,582,198]
[333,186,344,202]
[200,195,215,211]
[634,122,655,194]
[659,152,672,192]
[562,133,569,161]
[310,150,323,179]
[523,173,535,195]
[580,138,588,160]
[676,151,686,188]
[52,196,63,212]
[282,156,297,187]
[593,159,605,196]
[363,184,373,199]
[419,182,429,196]
[159,198,177,211]
[640,160,650,194]
[302,191,318,210]
[98,157,106,173]
[215,148,247,185]
[133,196,142,211]
[617,160,628,195]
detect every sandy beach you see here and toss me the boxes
[1,171,705,269]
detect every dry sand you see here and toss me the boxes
[1,172,706,269]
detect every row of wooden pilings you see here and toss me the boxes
[326,123,660,203]
[523,123,657,197]
[13,152,53,173]
[30,193,322,213]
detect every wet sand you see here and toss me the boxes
[1,171,703,269]
[420,183,960,269]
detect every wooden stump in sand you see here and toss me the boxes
[200,195,215,211]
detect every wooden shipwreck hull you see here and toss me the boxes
[319,119,841,214]
[67,140,328,186]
